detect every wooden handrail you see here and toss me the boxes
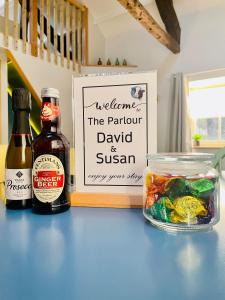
[2,0,89,71]
[67,0,85,11]
[5,49,42,107]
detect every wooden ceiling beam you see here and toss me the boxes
[117,0,180,54]
[155,0,181,44]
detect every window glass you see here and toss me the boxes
[222,117,225,140]
[196,118,219,140]
[189,76,225,144]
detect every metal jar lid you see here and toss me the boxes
[41,88,60,99]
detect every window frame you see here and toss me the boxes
[185,69,225,149]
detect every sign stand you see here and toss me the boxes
[70,192,142,208]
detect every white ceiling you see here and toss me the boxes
[82,0,223,25]
[82,0,154,24]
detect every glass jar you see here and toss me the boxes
[143,153,220,232]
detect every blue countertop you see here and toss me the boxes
[0,197,225,300]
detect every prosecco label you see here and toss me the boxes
[5,168,32,200]
[33,154,64,203]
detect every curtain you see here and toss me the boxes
[169,73,191,152]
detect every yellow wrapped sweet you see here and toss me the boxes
[145,172,154,188]
[165,196,207,223]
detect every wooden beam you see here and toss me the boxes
[155,0,180,44]
[117,0,180,53]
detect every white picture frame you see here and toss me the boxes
[72,71,157,207]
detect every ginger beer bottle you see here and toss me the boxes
[32,88,70,214]
[5,88,32,209]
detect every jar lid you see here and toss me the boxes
[41,88,60,99]
[147,153,215,164]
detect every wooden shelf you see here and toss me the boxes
[192,145,225,149]
[82,64,138,68]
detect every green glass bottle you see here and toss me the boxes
[5,88,33,209]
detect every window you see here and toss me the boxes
[188,75,225,147]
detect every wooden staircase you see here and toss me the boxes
[2,0,89,71]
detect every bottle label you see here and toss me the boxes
[40,102,60,121]
[33,154,65,203]
[5,169,32,200]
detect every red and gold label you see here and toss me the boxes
[40,102,60,121]
[32,154,64,203]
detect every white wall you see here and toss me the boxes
[0,50,8,144]
[88,13,105,64]
[100,0,225,151]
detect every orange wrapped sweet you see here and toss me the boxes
[145,194,155,208]
[146,173,170,197]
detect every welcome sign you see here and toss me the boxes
[72,71,157,207]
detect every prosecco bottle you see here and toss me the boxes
[32,88,70,214]
[5,88,33,209]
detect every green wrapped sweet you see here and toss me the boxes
[189,178,215,197]
[146,197,171,223]
[164,178,189,200]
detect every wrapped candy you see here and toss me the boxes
[145,173,169,209]
[144,173,217,226]
[189,178,215,197]
[165,196,207,224]
[197,196,214,224]
[146,197,171,223]
[164,178,188,200]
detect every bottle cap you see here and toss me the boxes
[12,88,32,112]
[41,88,60,99]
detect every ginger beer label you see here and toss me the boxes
[33,154,64,203]
[40,102,60,121]
[5,169,32,200]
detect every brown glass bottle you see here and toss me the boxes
[32,88,70,214]
[5,88,33,209]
